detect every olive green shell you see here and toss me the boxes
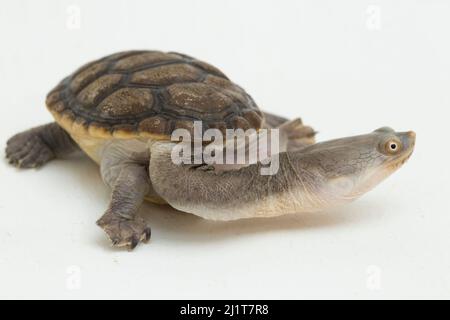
[46,50,263,139]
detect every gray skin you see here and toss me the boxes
[149,126,415,220]
[6,113,415,250]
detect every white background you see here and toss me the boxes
[0,0,449,299]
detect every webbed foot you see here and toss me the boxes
[97,211,151,250]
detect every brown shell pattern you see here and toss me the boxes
[46,50,263,138]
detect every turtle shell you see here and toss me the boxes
[46,50,263,139]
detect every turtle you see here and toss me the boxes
[5,50,416,250]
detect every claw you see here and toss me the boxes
[130,237,139,250]
[97,212,151,250]
[6,134,55,169]
[144,227,152,242]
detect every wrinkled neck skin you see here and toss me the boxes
[150,130,415,221]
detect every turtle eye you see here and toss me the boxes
[384,140,402,154]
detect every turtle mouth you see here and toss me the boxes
[387,150,414,170]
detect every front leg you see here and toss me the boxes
[6,122,80,168]
[97,162,151,250]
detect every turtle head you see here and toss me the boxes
[297,127,416,205]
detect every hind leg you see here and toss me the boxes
[263,111,316,151]
[6,122,79,168]
[278,118,316,152]
[263,111,289,128]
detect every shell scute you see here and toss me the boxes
[98,88,153,117]
[46,50,262,139]
[70,61,109,93]
[131,63,202,86]
[77,74,123,106]
[167,83,233,113]
[138,116,170,135]
[112,52,183,71]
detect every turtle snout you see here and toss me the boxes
[399,131,416,152]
